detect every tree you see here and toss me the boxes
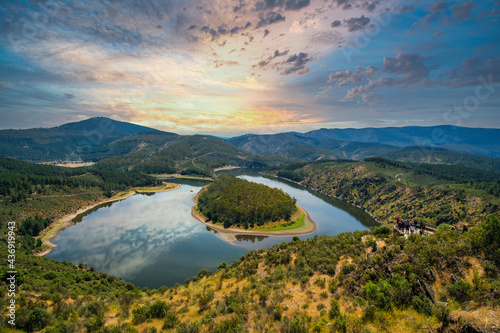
[481,214,500,266]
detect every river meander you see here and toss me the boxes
[46,172,378,288]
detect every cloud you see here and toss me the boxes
[285,0,311,11]
[344,15,370,32]
[393,4,415,14]
[327,53,439,103]
[430,31,446,39]
[280,52,312,75]
[331,0,353,11]
[328,66,379,86]
[331,20,342,27]
[255,0,310,11]
[451,1,474,20]
[254,49,289,69]
[256,11,286,28]
[438,56,500,88]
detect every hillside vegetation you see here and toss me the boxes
[1,214,498,332]
[197,175,297,229]
[271,158,500,227]
[0,157,161,229]
[96,135,298,177]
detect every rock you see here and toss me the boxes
[422,280,436,303]
[441,279,447,286]
[451,274,460,284]
[428,268,436,282]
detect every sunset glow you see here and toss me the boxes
[1,0,499,135]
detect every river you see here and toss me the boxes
[46,172,378,288]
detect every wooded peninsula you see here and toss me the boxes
[196,175,297,229]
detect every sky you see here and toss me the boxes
[0,0,499,136]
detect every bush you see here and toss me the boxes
[362,280,393,311]
[131,305,151,325]
[25,307,50,332]
[163,311,179,329]
[481,214,500,266]
[149,301,168,319]
[372,225,391,237]
[412,296,432,315]
[447,281,472,303]
[176,320,201,333]
[329,299,341,319]
[281,315,309,333]
[198,288,215,311]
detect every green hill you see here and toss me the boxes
[0,117,163,162]
[197,175,297,228]
[96,135,300,177]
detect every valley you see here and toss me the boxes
[0,119,499,333]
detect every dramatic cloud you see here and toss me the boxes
[256,11,286,28]
[280,52,312,75]
[327,53,439,103]
[1,0,499,133]
[344,15,371,32]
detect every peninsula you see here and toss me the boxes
[192,175,316,241]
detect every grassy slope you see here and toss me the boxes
[2,224,498,332]
[285,161,500,227]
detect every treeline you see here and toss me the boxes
[364,157,500,183]
[0,157,161,202]
[16,216,52,251]
[197,175,297,228]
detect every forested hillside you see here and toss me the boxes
[0,157,160,224]
[197,175,297,228]
[270,159,500,227]
[96,135,299,177]
[0,117,161,162]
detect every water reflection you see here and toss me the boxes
[47,172,377,288]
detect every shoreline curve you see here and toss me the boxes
[191,194,316,243]
[36,183,180,257]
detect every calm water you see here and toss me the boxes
[47,173,377,288]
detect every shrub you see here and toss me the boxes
[412,296,432,315]
[447,281,472,303]
[176,320,201,333]
[362,280,393,311]
[131,305,150,325]
[25,307,50,332]
[372,225,391,237]
[162,311,179,329]
[198,288,215,311]
[329,299,341,319]
[149,301,168,319]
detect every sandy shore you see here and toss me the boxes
[191,199,316,243]
[36,183,180,257]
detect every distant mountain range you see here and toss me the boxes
[1,117,500,173]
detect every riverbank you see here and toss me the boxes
[191,193,316,242]
[151,173,213,181]
[36,182,180,257]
